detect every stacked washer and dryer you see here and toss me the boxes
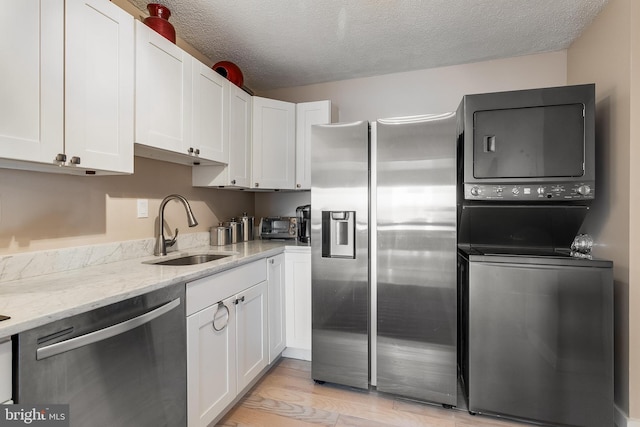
[456,84,614,427]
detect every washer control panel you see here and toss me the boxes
[464,181,595,201]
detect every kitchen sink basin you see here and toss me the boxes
[145,253,234,266]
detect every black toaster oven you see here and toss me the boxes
[259,217,297,239]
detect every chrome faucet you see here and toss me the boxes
[156,194,198,256]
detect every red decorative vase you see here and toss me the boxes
[144,3,176,44]
[213,61,244,87]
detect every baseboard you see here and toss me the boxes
[615,404,640,427]
[282,347,311,361]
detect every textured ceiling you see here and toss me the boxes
[127,0,609,93]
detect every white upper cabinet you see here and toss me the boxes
[227,85,252,187]
[191,62,229,164]
[192,83,252,188]
[1,0,63,166]
[135,20,193,162]
[252,97,296,190]
[192,84,252,188]
[65,0,134,174]
[0,0,134,175]
[295,101,331,190]
[135,21,230,166]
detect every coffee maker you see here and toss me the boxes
[296,204,311,243]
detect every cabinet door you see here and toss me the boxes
[295,101,331,190]
[192,61,228,164]
[284,251,312,360]
[228,85,252,187]
[0,339,11,404]
[65,0,134,173]
[187,296,236,427]
[135,20,192,154]
[0,0,63,164]
[191,85,250,188]
[267,254,286,363]
[236,281,268,391]
[252,97,295,189]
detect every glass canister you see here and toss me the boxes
[240,212,254,241]
[210,223,232,246]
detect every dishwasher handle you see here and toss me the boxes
[36,297,181,360]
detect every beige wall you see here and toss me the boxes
[631,1,640,419]
[0,157,254,255]
[567,0,638,419]
[259,51,567,121]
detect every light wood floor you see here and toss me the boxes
[217,358,535,427]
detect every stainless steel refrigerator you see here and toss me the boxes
[310,113,458,405]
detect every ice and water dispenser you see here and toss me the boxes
[321,211,356,259]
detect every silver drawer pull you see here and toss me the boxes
[36,298,181,360]
[212,302,230,332]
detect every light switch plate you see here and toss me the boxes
[137,199,149,218]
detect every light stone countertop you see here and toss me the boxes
[0,240,309,338]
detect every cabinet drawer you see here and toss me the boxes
[186,259,267,316]
[0,339,11,404]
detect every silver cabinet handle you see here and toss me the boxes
[36,298,181,360]
[212,301,229,332]
[231,179,236,185]
[70,156,81,165]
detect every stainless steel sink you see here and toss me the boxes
[145,253,234,266]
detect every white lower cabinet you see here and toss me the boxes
[186,260,268,427]
[187,295,236,426]
[0,339,12,404]
[283,248,312,360]
[267,254,286,363]
[236,281,269,391]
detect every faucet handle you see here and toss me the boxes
[166,228,179,248]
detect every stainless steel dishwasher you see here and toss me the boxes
[15,283,186,427]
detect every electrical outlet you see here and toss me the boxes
[137,199,148,218]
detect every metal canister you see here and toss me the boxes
[223,218,243,243]
[210,223,232,246]
[239,212,255,241]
